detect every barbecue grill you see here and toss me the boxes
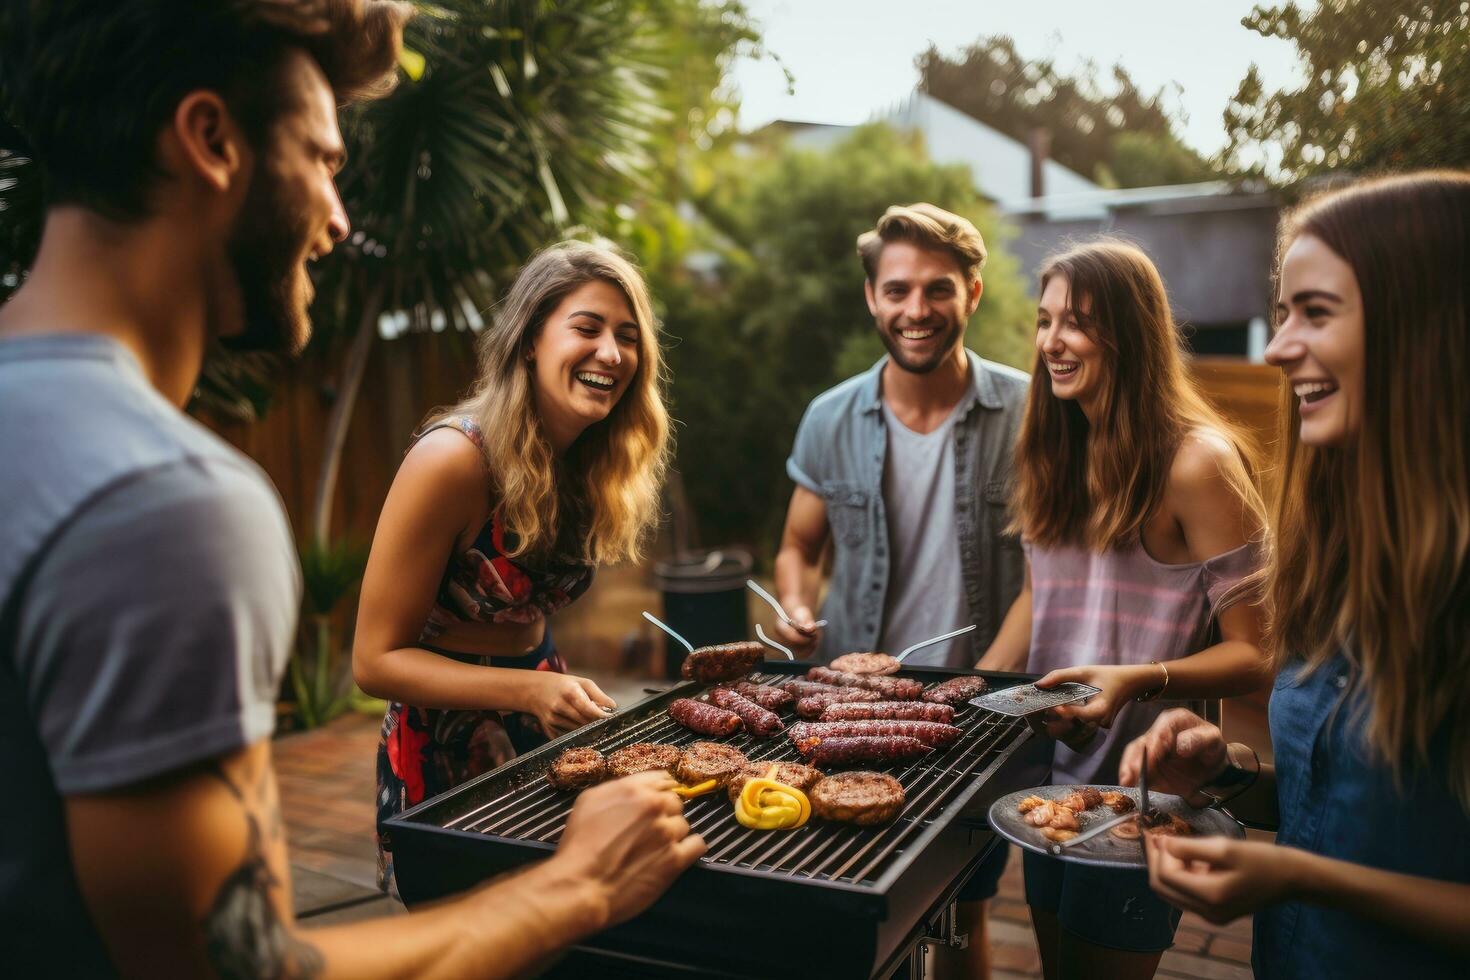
[384,662,1047,979]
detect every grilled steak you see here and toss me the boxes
[1058,787,1105,812]
[921,675,988,705]
[788,720,962,748]
[818,701,955,723]
[669,698,743,736]
[795,734,932,766]
[809,771,905,825]
[794,690,884,718]
[606,743,682,778]
[681,641,765,683]
[806,666,924,700]
[708,687,784,736]
[725,761,822,802]
[827,652,900,676]
[675,742,749,787]
[731,681,794,712]
[546,747,608,791]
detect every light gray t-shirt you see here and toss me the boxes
[877,399,974,667]
[0,334,300,975]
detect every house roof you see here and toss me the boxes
[767,91,1100,205]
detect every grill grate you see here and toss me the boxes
[438,671,1028,886]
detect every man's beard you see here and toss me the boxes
[221,163,315,355]
[876,315,964,374]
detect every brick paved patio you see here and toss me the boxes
[281,680,1265,978]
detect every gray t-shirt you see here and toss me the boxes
[878,400,973,667]
[0,334,300,975]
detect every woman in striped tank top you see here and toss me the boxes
[976,239,1270,978]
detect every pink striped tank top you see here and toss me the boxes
[1025,539,1261,786]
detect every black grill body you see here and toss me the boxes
[384,663,1046,978]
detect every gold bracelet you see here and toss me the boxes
[1135,660,1169,702]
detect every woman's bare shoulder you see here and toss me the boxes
[395,426,492,506]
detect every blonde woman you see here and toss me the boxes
[353,242,670,892]
[1123,172,1470,978]
[977,240,1269,978]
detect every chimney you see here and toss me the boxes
[1028,127,1051,199]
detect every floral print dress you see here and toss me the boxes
[375,417,593,893]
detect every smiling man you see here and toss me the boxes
[0,2,700,977]
[770,203,1027,980]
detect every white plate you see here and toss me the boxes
[987,784,1244,869]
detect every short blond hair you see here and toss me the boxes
[857,203,988,282]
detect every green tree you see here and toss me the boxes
[917,36,1214,188]
[1224,1,1470,181]
[660,124,1033,551]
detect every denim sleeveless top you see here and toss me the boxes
[1256,652,1470,979]
[1025,539,1261,785]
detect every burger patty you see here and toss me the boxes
[827,652,900,675]
[681,641,765,683]
[809,771,906,826]
[606,742,682,778]
[725,761,823,802]
[546,747,608,791]
[674,742,749,787]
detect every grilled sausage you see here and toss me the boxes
[788,720,962,748]
[708,687,784,736]
[668,698,742,736]
[680,641,765,683]
[794,690,885,719]
[731,681,794,712]
[920,675,988,705]
[794,734,932,766]
[806,666,924,700]
[781,678,852,699]
[818,701,955,723]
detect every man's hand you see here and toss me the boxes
[549,772,707,929]
[1118,708,1231,797]
[771,603,822,656]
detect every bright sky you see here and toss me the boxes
[730,0,1308,157]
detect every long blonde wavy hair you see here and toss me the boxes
[1267,172,1470,810]
[425,241,670,565]
[1012,239,1265,554]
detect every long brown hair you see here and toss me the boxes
[425,241,670,565]
[1012,239,1264,552]
[1267,172,1470,808]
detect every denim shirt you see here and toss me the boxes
[1257,651,1470,979]
[785,351,1029,660]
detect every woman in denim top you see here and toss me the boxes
[1120,172,1470,977]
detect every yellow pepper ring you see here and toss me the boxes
[673,778,719,799]
[734,766,811,829]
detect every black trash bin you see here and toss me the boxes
[652,549,753,679]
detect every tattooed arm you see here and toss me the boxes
[67,740,705,979]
